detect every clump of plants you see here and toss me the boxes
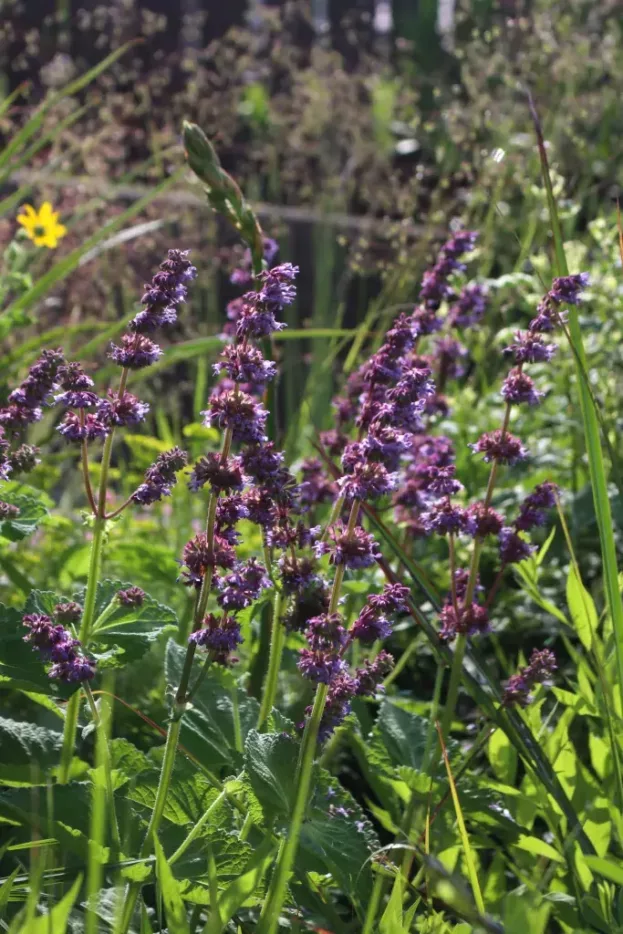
[2,121,622,934]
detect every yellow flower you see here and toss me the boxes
[16,202,67,249]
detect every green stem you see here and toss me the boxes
[257,683,329,934]
[84,684,121,850]
[257,500,360,934]
[361,869,386,934]
[257,588,285,729]
[439,633,467,741]
[58,514,106,784]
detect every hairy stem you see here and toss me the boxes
[257,588,285,729]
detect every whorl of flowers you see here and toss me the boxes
[502,648,557,707]
[23,609,95,683]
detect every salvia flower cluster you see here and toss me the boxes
[22,606,95,682]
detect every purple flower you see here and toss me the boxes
[360,427,410,471]
[243,488,277,528]
[326,524,381,569]
[514,481,558,532]
[216,558,271,610]
[189,453,245,493]
[214,343,277,386]
[0,403,43,433]
[355,650,394,696]
[498,527,536,565]
[319,429,348,457]
[317,672,360,740]
[422,500,474,536]
[181,533,236,586]
[284,580,330,633]
[54,390,100,408]
[305,613,347,652]
[53,602,82,623]
[467,502,504,537]
[58,412,110,442]
[504,331,556,364]
[116,587,146,607]
[132,448,188,505]
[298,649,343,684]
[368,583,410,615]
[129,249,196,332]
[241,443,284,485]
[470,430,528,465]
[548,273,589,306]
[256,263,299,309]
[299,458,336,507]
[417,464,463,497]
[530,298,562,333]
[8,349,65,409]
[98,391,149,427]
[434,337,468,380]
[501,370,543,406]
[351,606,392,644]
[338,461,397,502]
[230,236,279,286]
[49,656,96,682]
[203,389,268,443]
[278,555,318,593]
[387,365,435,404]
[8,444,40,474]
[190,614,243,657]
[438,601,489,641]
[502,648,556,707]
[109,334,162,369]
[448,283,487,328]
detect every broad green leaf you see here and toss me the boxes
[375,700,432,771]
[154,836,190,934]
[128,768,220,827]
[0,489,47,542]
[379,877,408,934]
[243,730,299,821]
[566,566,598,651]
[204,835,276,933]
[83,579,178,665]
[513,834,563,863]
[165,640,261,775]
[0,716,62,784]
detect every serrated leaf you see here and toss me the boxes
[128,768,220,827]
[0,489,47,541]
[204,834,277,934]
[243,730,299,821]
[165,640,261,775]
[154,836,190,934]
[375,699,432,771]
[0,716,63,784]
[83,579,178,666]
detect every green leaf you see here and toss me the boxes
[488,728,517,785]
[0,716,62,784]
[298,770,380,917]
[154,836,190,934]
[20,874,82,934]
[583,855,623,885]
[566,566,598,651]
[165,640,262,774]
[375,699,432,771]
[513,834,563,863]
[128,767,220,827]
[84,580,178,665]
[243,730,299,821]
[379,877,409,934]
[0,489,47,542]
[204,835,277,934]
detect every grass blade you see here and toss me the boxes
[529,92,623,714]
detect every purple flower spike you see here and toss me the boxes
[53,602,82,623]
[129,249,196,333]
[504,331,557,364]
[203,390,268,443]
[438,601,489,641]
[448,283,487,328]
[98,391,150,427]
[58,412,110,442]
[338,461,398,502]
[214,344,277,386]
[498,527,536,565]
[467,502,504,537]
[515,481,559,532]
[298,650,343,684]
[189,453,245,493]
[328,525,381,570]
[109,334,162,369]
[501,370,544,406]
[190,614,243,659]
[470,430,528,465]
[548,273,589,306]
[368,583,410,615]
[117,587,146,607]
[351,606,392,644]
[216,558,271,610]
[503,648,556,707]
[422,500,475,537]
[355,650,394,696]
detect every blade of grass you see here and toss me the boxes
[436,721,485,915]
[529,91,623,715]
